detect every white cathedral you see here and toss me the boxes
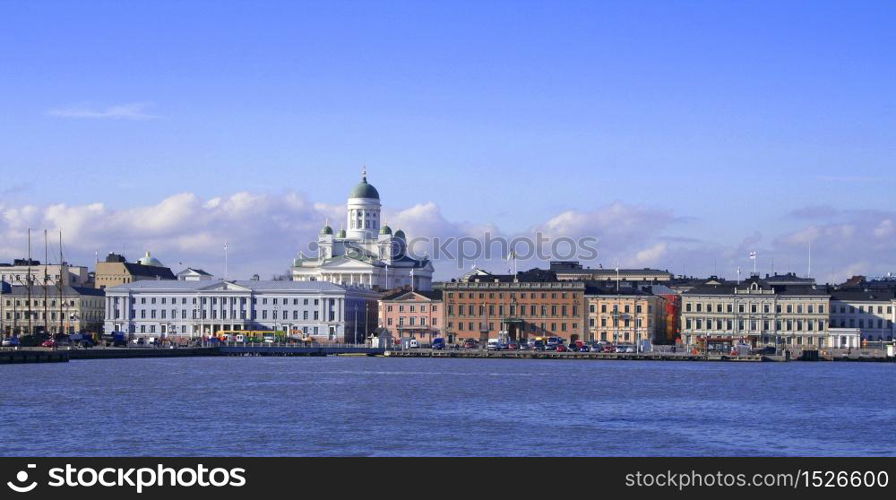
[291,170,434,291]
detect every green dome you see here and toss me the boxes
[136,251,163,267]
[336,228,346,238]
[320,225,333,235]
[379,225,392,235]
[394,229,406,239]
[349,176,380,199]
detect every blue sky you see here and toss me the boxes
[0,1,894,281]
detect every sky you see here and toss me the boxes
[0,0,894,282]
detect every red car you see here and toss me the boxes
[40,339,56,348]
[555,344,568,352]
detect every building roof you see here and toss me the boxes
[584,285,654,296]
[177,267,212,276]
[4,285,105,297]
[381,289,443,301]
[105,279,368,294]
[683,276,828,297]
[828,288,896,302]
[121,262,176,279]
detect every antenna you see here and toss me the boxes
[807,240,812,278]
[224,242,229,280]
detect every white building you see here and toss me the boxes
[291,169,434,290]
[103,279,380,343]
[829,289,895,341]
[0,259,90,287]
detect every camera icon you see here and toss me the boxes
[7,464,38,493]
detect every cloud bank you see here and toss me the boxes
[1,192,894,283]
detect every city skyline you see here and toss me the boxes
[1,1,894,281]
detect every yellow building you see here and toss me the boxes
[586,287,665,344]
[94,252,175,289]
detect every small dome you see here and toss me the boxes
[379,225,392,235]
[320,225,333,235]
[137,251,163,267]
[336,228,346,238]
[394,229,406,240]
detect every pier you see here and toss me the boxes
[384,349,765,361]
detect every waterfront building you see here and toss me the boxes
[103,279,380,342]
[1,285,105,336]
[585,286,665,345]
[440,270,586,344]
[94,252,176,289]
[377,288,443,343]
[828,288,895,341]
[291,170,434,291]
[0,259,90,287]
[680,275,832,349]
[551,261,673,282]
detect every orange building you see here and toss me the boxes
[441,271,586,344]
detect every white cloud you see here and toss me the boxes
[1,192,894,284]
[47,102,158,120]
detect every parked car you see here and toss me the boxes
[566,343,579,352]
[589,343,603,353]
[432,338,446,350]
[578,344,591,352]
[555,344,569,352]
[533,340,546,351]
[518,342,530,351]
[2,337,20,347]
[602,344,616,353]
[40,339,57,348]
[463,339,478,349]
[408,339,420,348]
[507,342,519,350]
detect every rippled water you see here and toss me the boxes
[1,357,893,456]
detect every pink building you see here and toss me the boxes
[378,289,444,343]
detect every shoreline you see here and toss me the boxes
[2,346,893,364]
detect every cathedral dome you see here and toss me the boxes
[394,229,406,240]
[379,225,392,235]
[336,228,346,238]
[137,251,163,267]
[349,169,380,199]
[320,225,333,235]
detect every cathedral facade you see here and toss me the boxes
[291,170,434,291]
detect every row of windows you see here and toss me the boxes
[589,303,653,314]
[447,304,578,317]
[832,318,893,329]
[117,309,326,321]
[832,304,894,315]
[385,304,438,313]
[589,317,649,328]
[130,324,324,335]
[121,296,320,306]
[448,291,579,300]
[5,311,101,321]
[5,299,82,307]
[447,321,579,333]
[685,318,826,332]
[685,302,825,314]
[387,316,439,326]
